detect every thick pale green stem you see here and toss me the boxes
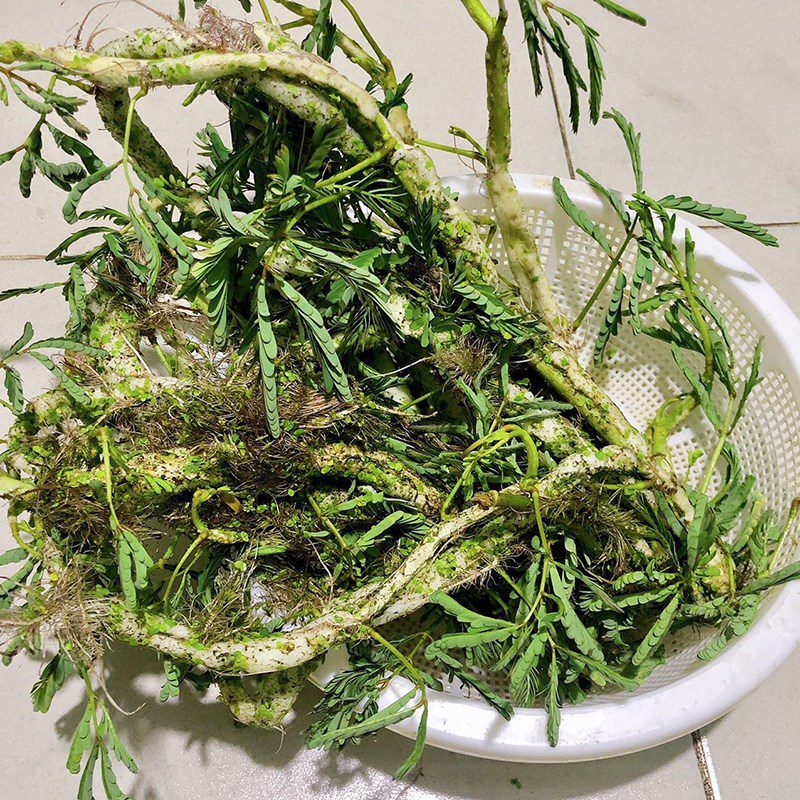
[94,88,207,215]
[257,75,370,156]
[113,503,502,672]
[530,339,693,518]
[483,4,563,325]
[98,28,205,59]
[97,26,371,162]
[110,448,632,674]
[374,522,519,624]
[0,29,691,513]
[308,443,442,516]
[95,88,182,182]
[0,41,387,121]
[217,665,312,728]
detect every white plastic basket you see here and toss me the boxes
[311,174,800,762]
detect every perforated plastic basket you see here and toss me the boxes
[311,174,800,762]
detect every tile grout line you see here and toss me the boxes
[0,254,50,261]
[692,730,722,800]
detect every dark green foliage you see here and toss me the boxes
[577,169,631,226]
[30,653,73,713]
[128,199,162,292]
[517,1,644,131]
[47,123,104,173]
[594,268,626,365]
[159,660,184,701]
[545,649,561,746]
[4,365,24,413]
[553,176,612,255]
[307,642,433,776]
[274,274,352,401]
[659,195,778,247]
[66,696,138,800]
[256,279,281,437]
[67,702,95,774]
[10,79,52,113]
[302,0,335,58]
[631,594,679,665]
[604,109,643,191]
[63,162,120,223]
[1,322,100,413]
[28,351,91,405]
[379,73,413,114]
[0,282,64,303]
[117,528,154,609]
[591,0,646,24]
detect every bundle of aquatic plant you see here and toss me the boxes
[1,0,798,793]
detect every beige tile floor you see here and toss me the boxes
[0,1,798,798]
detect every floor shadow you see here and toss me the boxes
[51,643,697,800]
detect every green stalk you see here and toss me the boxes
[448,126,487,160]
[459,0,496,35]
[672,250,715,386]
[256,0,272,22]
[282,188,355,233]
[340,0,397,88]
[99,427,120,532]
[308,495,352,556]
[316,136,397,189]
[480,1,564,326]
[699,396,736,495]
[365,626,426,695]
[768,498,800,573]
[649,240,720,456]
[264,6,386,83]
[121,86,147,195]
[162,533,206,613]
[573,226,636,330]
[417,138,486,164]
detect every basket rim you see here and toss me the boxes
[311,173,800,762]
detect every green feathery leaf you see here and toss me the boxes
[274,274,352,401]
[631,594,680,666]
[658,195,778,247]
[550,565,605,661]
[3,365,24,414]
[594,268,626,365]
[604,109,643,192]
[553,177,613,255]
[592,0,646,25]
[63,162,120,224]
[257,279,281,438]
[545,649,561,747]
[29,351,91,405]
[67,701,95,774]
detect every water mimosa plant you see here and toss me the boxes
[0,0,797,794]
